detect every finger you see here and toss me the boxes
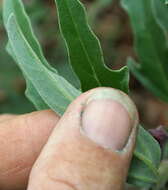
[28,88,139,190]
[0,114,17,123]
[0,110,60,190]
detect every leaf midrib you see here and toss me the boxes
[128,173,157,183]
[134,151,158,176]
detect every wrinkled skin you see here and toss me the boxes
[0,88,138,190]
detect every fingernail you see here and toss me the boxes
[81,88,138,150]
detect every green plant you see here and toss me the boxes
[122,0,168,104]
[2,0,168,189]
[0,0,50,114]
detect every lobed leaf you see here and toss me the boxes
[54,0,129,93]
[121,0,168,103]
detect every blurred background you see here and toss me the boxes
[0,0,168,129]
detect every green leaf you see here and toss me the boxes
[128,126,161,188]
[6,14,81,115]
[6,41,50,111]
[3,0,79,111]
[3,0,53,110]
[55,62,81,90]
[3,0,56,73]
[3,1,161,188]
[121,0,168,103]
[162,141,168,160]
[127,58,168,102]
[156,160,168,190]
[54,0,129,93]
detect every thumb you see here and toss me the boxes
[28,88,139,190]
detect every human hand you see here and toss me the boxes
[0,88,138,190]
